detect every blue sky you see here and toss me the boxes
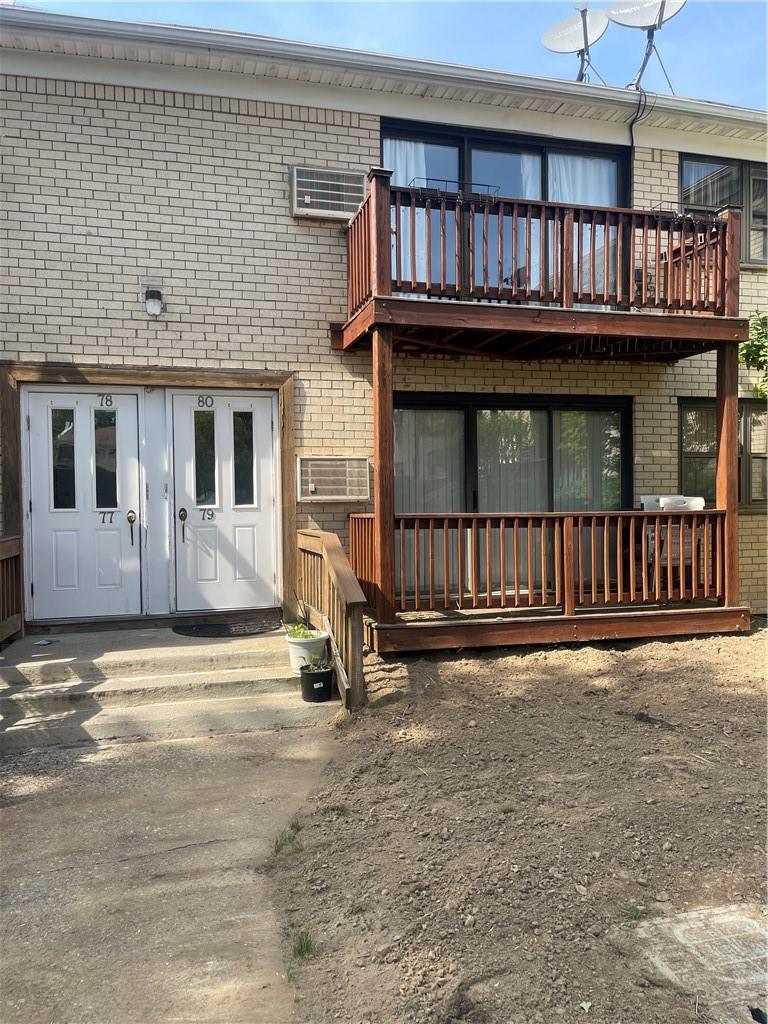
[14,1,768,110]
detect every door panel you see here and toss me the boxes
[28,391,142,619]
[172,392,277,611]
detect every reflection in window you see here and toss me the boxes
[477,409,547,513]
[94,409,117,508]
[233,411,255,506]
[680,404,717,503]
[682,158,741,211]
[194,410,216,506]
[750,166,767,263]
[51,408,76,509]
[750,408,767,501]
[553,410,622,512]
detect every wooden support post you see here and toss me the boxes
[372,325,396,623]
[368,167,393,298]
[562,516,575,616]
[715,343,739,606]
[720,206,741,318]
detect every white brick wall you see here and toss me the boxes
[1,76,765,611]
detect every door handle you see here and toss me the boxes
[178,507,188,543]
[126,509,137,545]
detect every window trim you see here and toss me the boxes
[381,119,631,207]
[679,153,768,266]
[394,391,634,514]
[678,397,768,511]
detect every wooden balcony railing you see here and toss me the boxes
[297,528,367,709]
[346,171,740,318]
[349,510,727,616]
[0,535,23,644]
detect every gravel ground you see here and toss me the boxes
[272,628,767,1024]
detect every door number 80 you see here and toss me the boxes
[197,395,214,408]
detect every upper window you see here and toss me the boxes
[679,399,767,509]
[681,155,768,264]
[382,121,626,208]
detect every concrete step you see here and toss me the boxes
[0,692,337,752]
[0,663,301,716]
[0,628,290,687]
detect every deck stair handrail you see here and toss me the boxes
[296,528,367,710]
[0,536,23,644]
[349,510,728,615]
[347,170,740,318]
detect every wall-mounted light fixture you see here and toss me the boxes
[145,288,165,317]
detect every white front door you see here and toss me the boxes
[171,391,277,611]
[27,390,142,620]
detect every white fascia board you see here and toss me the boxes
[2,48,766,162]
[0,50,631,146]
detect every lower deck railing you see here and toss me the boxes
[297,528,367,709]
[349,511,727,616]
[0,535,23,644]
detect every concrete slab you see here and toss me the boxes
[0,627,291,687]
[0,727,338,1023]
[636,904,768,1024]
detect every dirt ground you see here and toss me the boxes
[272,628,767,1024]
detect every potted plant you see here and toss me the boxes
[299,653,336,703]
[283,601,329,674]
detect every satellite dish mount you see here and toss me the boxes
[541,5,609,84]
[575,6,592,82]
[630,1,667,89]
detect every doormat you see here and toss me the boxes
[172,622,276,639]
[634,903,767,1024]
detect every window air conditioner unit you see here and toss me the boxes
[297,456,371,502]
[290,166,366,221]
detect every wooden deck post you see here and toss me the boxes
[372,325,396,623]
[561,208,574,309]
[720,207,741,318]
[368,167,393,298]
[715,342,740,606]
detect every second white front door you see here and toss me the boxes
[171,392,278,611]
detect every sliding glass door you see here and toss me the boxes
[394,397,630,602]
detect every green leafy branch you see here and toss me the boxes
[740,312,768,398]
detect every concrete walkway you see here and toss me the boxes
[0,726,337,1023]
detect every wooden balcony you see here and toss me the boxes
[332,168,747,362]
[334,170,749,653]
[349,510,750,653]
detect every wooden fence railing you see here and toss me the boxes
[0,535,23,644]
[347,177,740,317]
[297,529,367,709]
[349,511,727,616]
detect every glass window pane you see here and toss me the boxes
[547,153,618,206]
[477,409,548,513]
[553,410,622,512]
[51,408,76,509]
[682,457,716,504]
[94,408,117,509]
[470,149,541,199]
[194,410,216,506]
[394,408,465,513]
[751,458,767,501]
[682,158,741,210]
[749,168,767,262]
[233,411,255,506]
[383,137,459,190]
[682,405,717,454]
[751,407,768,454]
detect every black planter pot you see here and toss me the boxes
[300,667,335,703]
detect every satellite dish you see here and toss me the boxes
[541,7,609,81]
[607,0,687,91]
[606,0,686,30]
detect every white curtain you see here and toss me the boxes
[547,154,617,206]
[383,138,427,188]
[384,139,428,285]
[548,154,618,299]
[394,408,464,514]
